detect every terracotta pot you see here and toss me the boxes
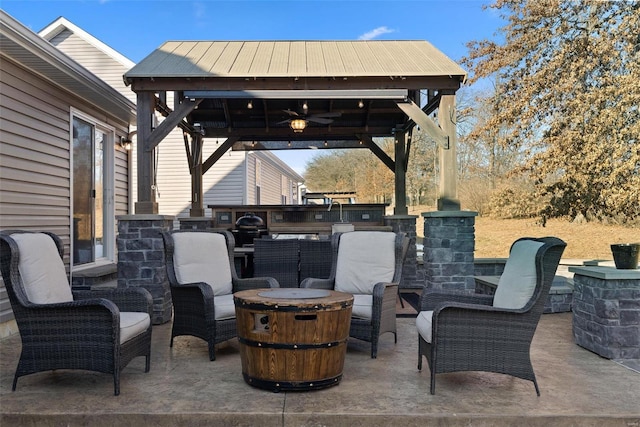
[610,243,640,269]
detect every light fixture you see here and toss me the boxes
[247,100,253,109]
[290,119,307,133]
[302,101,308,112]
[358,99,364,108]
[119,136,132,151]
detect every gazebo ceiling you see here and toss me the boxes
[124,40,467,150]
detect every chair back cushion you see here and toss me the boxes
[493,240,544,309]
[12,233,73,304]
[172,232,233,296]
[334,232,396,295]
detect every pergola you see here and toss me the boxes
[123,40,467,215]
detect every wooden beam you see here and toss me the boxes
[395,99,449,149]
[202,137,239,174]
[358,134,395,172]
[437,94,460,210]
[147,98,200,150]
[134,91,158,214]
[394,128,408,215]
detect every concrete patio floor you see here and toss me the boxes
[1,311,639,427]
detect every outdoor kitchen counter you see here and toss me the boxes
[570,266,640,360]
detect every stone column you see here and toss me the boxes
[384,215,418,289]
[116,214,174,324]
[422,210,477,292]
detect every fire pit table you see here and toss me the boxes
[234,288,353,391]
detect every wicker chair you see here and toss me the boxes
[253,239,300,288]
[0,230,152,396]
[301,231,410,358]
[161,230,279,360]
[417,236,567,395]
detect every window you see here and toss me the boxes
[72,114,115,266]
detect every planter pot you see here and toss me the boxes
[610,243,640,269]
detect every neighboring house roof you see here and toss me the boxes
[254,150,304,183]
[0,10,135,123]
[125,40,467,80]
[38,17,135,69]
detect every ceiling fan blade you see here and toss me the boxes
[276,119,292,125]
[306,117,334,124]
[283,109,300,117]
[310,112,342,118]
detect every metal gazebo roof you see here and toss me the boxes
[124,40,467,215]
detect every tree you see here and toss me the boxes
[463,0,640,223]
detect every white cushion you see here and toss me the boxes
[492,240,545,309]
[120,312,151,344]
[335,232,396,295]
[415,310,434,343]
[172,232,233,296]
[351,294,373,320]
[213,293,236,320]
[12,233,73,304]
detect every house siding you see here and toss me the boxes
[48,29,135,103]
[0,56,129,324]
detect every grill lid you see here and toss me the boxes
[236,212,264,228]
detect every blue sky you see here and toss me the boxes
[1,0,504,174]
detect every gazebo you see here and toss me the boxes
[123,40,467,216]
[120,40,474,324]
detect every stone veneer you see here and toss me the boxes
[422,211,477,292]
[570,266,640,360]
[116,215,174,324]
[384,215,418,289]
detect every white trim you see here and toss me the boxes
[38,17,135,68]
[70,108,117,271]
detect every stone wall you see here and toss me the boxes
[117,215,174,324]
[572,267,640,360]
[422,211,477,292]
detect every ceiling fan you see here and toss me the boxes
[277,108,342,132]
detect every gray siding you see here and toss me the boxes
[48,29,135,103]
[0,57,129,323]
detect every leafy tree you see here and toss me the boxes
[463,0,640,223]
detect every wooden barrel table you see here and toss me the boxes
[234,288,353,391]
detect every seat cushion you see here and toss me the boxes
[12,233,73,304]
[335,232,396,295]
[493,240,545,309]
[351,294,373,320]
[415,310,434,343]
[172,232,233,296]
[120,312,151,344]
[213,293,236,320]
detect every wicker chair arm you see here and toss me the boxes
[300,277,334,290]
[431,302,536,346]
[233,276,280,291]
[420,290,493,311]
[371,281,397,315]
[74,288,152,314]
[19,298,119,333]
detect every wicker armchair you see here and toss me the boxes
[0,230,152,396]
[417,236,566,395]
[301,231,409,358]
[161,230,279,360]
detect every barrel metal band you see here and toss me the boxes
[235,300,351,312]
[238,337,346,350]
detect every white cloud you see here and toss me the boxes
[358,26,396,40]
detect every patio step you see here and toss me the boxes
[71,264,118,290]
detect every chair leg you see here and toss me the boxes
[145,354,151,373]
[12,374,18,391]
[533,376,541,396]
[208,341,216,361]
[114,373,120,396]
